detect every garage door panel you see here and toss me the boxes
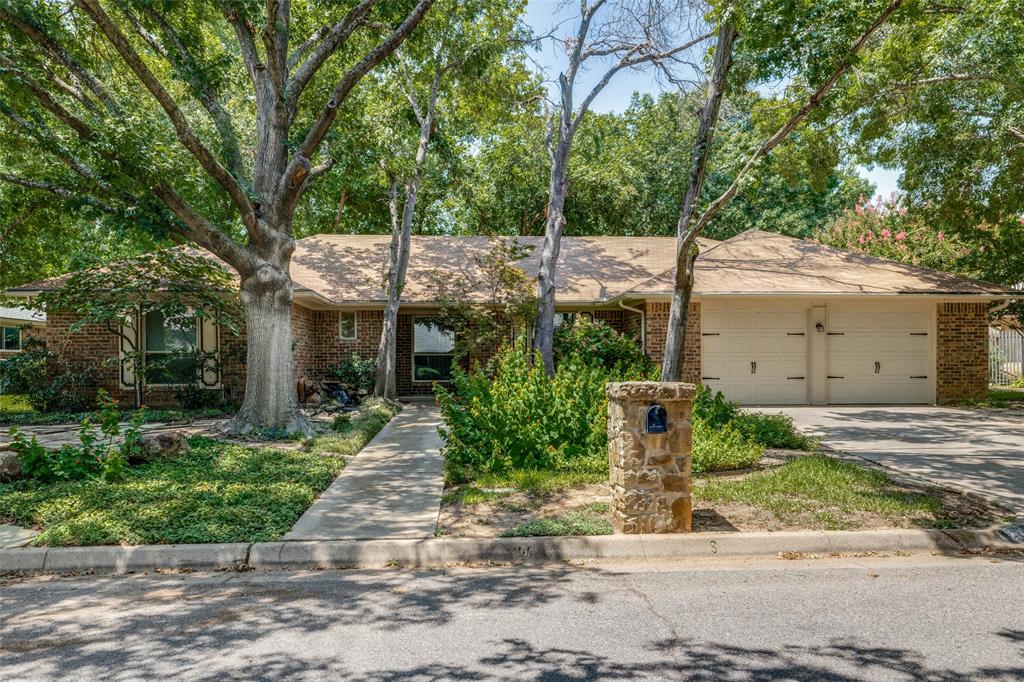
[827,307,932,405]
[702,305,808,406]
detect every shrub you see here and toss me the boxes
[0,338,94,413]
[174,382,224,410]
[0,336,47,395]
[731,412,819,451]
[437,346,646,483]
[692,384,740,428]
[325,354,376,394]
[691,419,765,474]
[7,390,142,482]
[553,317,652,373]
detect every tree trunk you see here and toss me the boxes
[227,262,309,435]
[662,21,737,382]
[535,148,569,376]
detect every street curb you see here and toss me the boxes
[2,526,1018,575]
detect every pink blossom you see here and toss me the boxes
[866,231,875,241]
[1019,215,1024,225]
[858,235,866,244]
[979,245,985,253]
[855,204,864,216]
[881,228,891,239]
[895,231,907,241]
[937,231,945,242]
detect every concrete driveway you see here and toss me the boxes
[776,406,1024,515]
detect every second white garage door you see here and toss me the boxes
[701,307,808,405]
[826,308,932,404]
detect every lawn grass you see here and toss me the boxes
[442,469,607,506]
[0,399,400,546]
[0,394,33,415]
[500,503,612,537]
[988,386,1024,403]
[694,456,946,530]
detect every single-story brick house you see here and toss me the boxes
[5,229,1014,406]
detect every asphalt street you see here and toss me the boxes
[2,553,1022,681]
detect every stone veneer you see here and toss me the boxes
[936,302,989,404]
[642,301,701,383]
[607,381,695,534]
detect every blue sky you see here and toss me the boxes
[521,0,900,197]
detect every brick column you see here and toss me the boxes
[606,381,695,534]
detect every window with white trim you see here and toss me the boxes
[339,311,357,340]
[144,311,197,385]
[1,326,20,351]
[413,318,454,382]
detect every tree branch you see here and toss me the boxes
[286,0,379,111]
[74,0,257,233]
[0,7,119,112]
[285,0,435,199]
[690,0,906,237]
[126,2,247,181]
[0,172,118,213]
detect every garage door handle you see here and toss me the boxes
[828,375,844,379]
[751,361,757,374]
[702,376,720,381]
[875,361,881,374]
[787,376,805,380]
[910,375,928,379]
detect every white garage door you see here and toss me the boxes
[702,307,808,405]
[827,308,931,404]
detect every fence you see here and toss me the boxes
[990,327,1024,385]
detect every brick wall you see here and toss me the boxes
[936,302,989,403]
[643,301,700,383]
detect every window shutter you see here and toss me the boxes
[119,313,139,389]
[199,314,221,387]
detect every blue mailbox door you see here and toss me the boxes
[645,404,668,433]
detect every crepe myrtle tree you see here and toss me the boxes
[661,0,908,381]
[531,0,714,376]
[25,249,243,410]
[0,1,435,434]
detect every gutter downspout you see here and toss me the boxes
[617,300,646,352]
[990,298,1013,316]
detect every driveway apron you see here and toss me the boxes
[286,401,445,540]
[777,406,1024,515]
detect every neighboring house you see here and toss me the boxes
[0,306,45,357]
[4,229,1014,406]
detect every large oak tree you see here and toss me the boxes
[0,0,435,434]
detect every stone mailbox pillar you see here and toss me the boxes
[606,381,696,534]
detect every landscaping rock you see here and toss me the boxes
[133,431,190,463]
[0,451,22,481]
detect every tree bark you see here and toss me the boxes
[662,21,737,382]
[535,147,570,376]
[228,257,309,436]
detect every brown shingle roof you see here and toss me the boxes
[619,230,1012,298]
[7,230,1012,303]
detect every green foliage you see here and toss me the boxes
[437,346,646,483]
[499,506,613,537]
[6,390,141,483]
[325,354,377,394]
[306,398,402,459]
[691,384,741,429]
[1,338,95,414]
[691,419,765,474]
[0,401,400,546]
[0,336,47,395]
[553,317,652,374]
[427,238,537,361]
[731,412,819,451]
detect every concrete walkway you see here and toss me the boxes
[286,401,445,540]
[777,406,1024,515]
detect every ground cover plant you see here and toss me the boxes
[0,399,400,546]
[0,404,231,427]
